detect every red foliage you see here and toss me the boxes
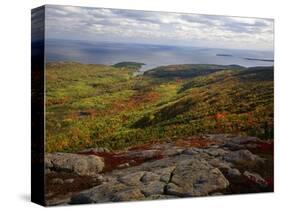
[78,136,217,173]
[247,112,255,125]
[79,150,163,172]
[257,142,273,153]
[175,137,218,148]
[244,139,273,154]
[265,177,274,187]
[112,91,160,113]
[214,112,227,121]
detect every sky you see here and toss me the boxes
[45,5,274,51]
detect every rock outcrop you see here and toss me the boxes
[45,134,273,205]
[70,156,229,204]
[45,153,104,176]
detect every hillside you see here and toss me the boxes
[46,62,273,153]
[144,64,244,78]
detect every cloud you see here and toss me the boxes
[45,5,274,50]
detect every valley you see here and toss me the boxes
[46,62,273,153]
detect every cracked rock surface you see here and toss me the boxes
[45,134,273,206]
[70,156,229,203]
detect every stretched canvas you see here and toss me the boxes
[31,5,274,206]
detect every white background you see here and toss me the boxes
[0,0,279,211]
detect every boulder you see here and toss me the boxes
[156,166,176,183]
[223,150,264,164]
[182,147,201,155]
[70,181,127,204]
[118,171,146,186]
[111,188,145,202]
[45,153,104,176]
[140,181,165,196]
[203,148,229,157]
[227,168,241,178]
[141,172,160,183]
[208,158,233,170]
[166,159,229,197]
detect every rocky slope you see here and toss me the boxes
[45,134,273,205]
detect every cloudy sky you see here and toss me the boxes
[45,5,274,51]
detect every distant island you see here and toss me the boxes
[243,57,274,62]
[112,62,145,71]
[216,54,274,63]
[216,54,233,57]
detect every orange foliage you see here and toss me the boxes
[46,97,68,106]
[214,112,227,121]
[111,91,160,113]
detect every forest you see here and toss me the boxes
[45,62,273,153]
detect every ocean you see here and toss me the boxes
[46,39,274,72]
